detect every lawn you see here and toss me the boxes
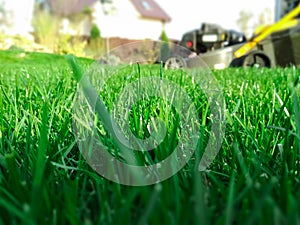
[0,49,300,225]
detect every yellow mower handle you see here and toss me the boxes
[234,4,300,58]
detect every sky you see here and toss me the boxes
[158,0,276,40]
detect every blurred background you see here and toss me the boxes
[0,0,298,58]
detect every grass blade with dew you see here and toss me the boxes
[66,54,150,183]
[67,55,136,162]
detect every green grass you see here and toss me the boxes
[0,49,300,225]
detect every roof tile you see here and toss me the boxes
[130,0,171,22]
[47,0,98,16]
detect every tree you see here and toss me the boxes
[32,3,59,51]
[257,8,273,26]
[0,1,12,31]
[90,23,101,40]
[159,29,169,43]
[159,29,169,61]
[236,10,253,38]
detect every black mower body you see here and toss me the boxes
[166,19,300,69]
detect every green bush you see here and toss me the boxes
[85,24,105,58]
[0,34,33,51]
[90,23,101,41]
[56,34,87,57]
[159,29,169,43]
[159,30,170,61]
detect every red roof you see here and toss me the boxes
[47,0,171,22]
[130,0,171,22]
[47,0,98,16]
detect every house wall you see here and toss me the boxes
[0,0,34,37]
[93,1,164,40]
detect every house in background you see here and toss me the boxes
[47,0,171,41]
[93,0,171,40]
[0,0,171,52]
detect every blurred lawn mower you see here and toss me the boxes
[164,4,300,69]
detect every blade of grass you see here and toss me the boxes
[29,103,49,223]
[137,184,162,225]
[67,54,137,164]
[291,77,300,156]
[0,198,24,221]
[225,173,235,225]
